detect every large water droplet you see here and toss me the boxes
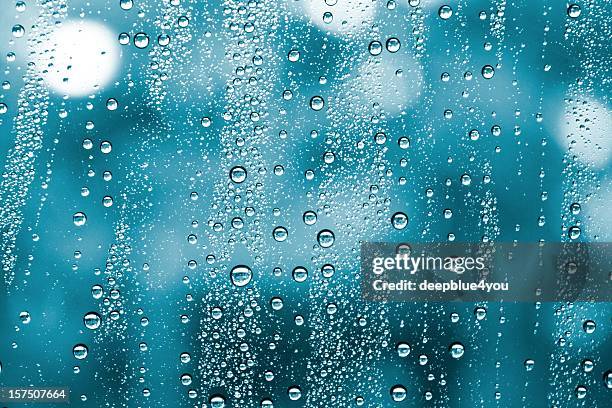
[396,342,411,357]
[73,344,89,359]
[134,32,150,49]
[230,166,247,183]
[292,266,308,283]
[317,229,335,248]
[230,265,252,287]
[287,386,302,401]
[209,395,226,408]
[391,212,408,230]
[310,96,325,111]
[438,5,453,20]
[83,312,101,330]
[12,24,25,38]
[482,65,495,79]
[567,4,581,18]
[73,212,87,226]
[272,226,288,242]
[390,385,407,401]
[449,342,465,359]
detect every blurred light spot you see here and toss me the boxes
[37,20,120,97]
[557,97,612,168]
[347,55,423,114]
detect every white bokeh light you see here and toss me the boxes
[345,55,424,115]
[36,20,120,97]
[556,97,612,168]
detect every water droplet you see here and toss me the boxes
[575,385,587,399]
[310,96,325,111]
[288,49,300,62]
[322,11,333,24]
[209,395,226,408]
[524,359,535,371]
[391,212,408,230]
[317,229,335,248]
[474,306,487,320]
[230,265,252,287]
[134,32,150,49]
[178,16,189,27]
[230,166,247,183]
[180,373,192,385]
[287,386,302,401]
[120,0,133,10]
[374,132,387,145]
[73,344,89,359]
[368,41,382,56]
[386,38,401,53]
[449,342,465,359]
[19,311,31,324]
[482,65,495,79]
[581,359,593,372]
[303,211,317,225]
[583,320,596,334]
[321,264,335,278]
[460,174,472,186]
[604,370,612,389]
[567,4,581,18]
[91,285,103,299]
[12,24,25,38]
[272,226,288,242]
[390,385,407,402]
[73,212,87,226]
[438,5,453,20]
[568,226,581,240]
[261,398,274,408]
[396,342,411,357]
[83,312,101,330]
[106,98,118,111]
[100,141,112,154]
[102,196,114,207]
[270,297,284,310]
[157,34,171,47]
[292,266,308,283]
[118,32,130,45]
